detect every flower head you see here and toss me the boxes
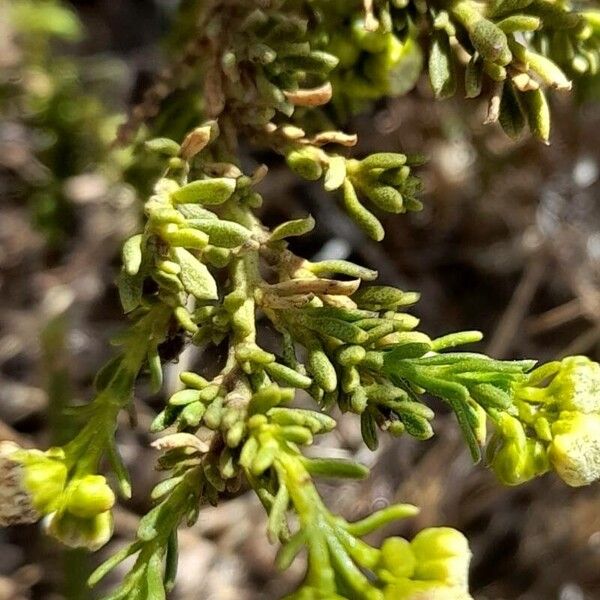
[378,527,472,600]
[411,528,471,591]
[486,414,549,486]
[0,442,67,526]
[0,442,116,549]
[547,356,600,414]
[548,411,600,487]
[45,509,113,551]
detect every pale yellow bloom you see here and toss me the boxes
[549,411,600,486]
[379,528,473,600]
[45,509,114,551]
[0,442,66,526]
[0,442,116,549]
[549,356,600,414]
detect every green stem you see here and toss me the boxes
[276,450,337,592]
[64,304,172,475]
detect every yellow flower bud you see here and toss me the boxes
[378,537,417,580]
[490,436,549,486]
[411,528,471,591]
[67,475,115,518]
[549,412,600,486]
[487,414,548,486]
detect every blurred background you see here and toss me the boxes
[1,1,600,599]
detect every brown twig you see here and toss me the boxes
[486,249,547,358]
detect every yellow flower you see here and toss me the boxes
[0,442,67,526]
[548,411,600,486]
[0,443,116,549]
[45,509,113,551]
[378,537,417,580]
[548,356,600,415]
[45,474,116,550]
[411,528,471,591]
[66,475,115,518]
[487,414,548,486]
[379,528,473,600]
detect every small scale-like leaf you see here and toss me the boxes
[145,552,167,600]
[117,269,143,313]
[170,178,236,205]
[146,346,163,393]
[362,183,404,213]
[94,354,123,392]
[106,441,132,499]
[345,504,419,536]
[268,484,290,542]
[526,50,571,89]
[150,406,178,433]
[163,228,209,250]
[176,204,218,220]
[465,54,483,98]
[151,476,184,500]
[88,541,142,586]
[499,82,526,139]
[270,215,315,242]
[352,285,420,310]
[137,505,163,542]
[470,383,511,409]
[174,247,218,300]
[276,530,306,570]
[169,388,201,406]
[469,19,512,65]
[324,155,347,191]
[521,88,550,144]
[429,31,456,99]
[164,530,179,593]
[251,442,277,475]
[295,313,368,344]
[239,436,259,470]
[187,218,251,247]
[267,407,336,433]
[265,362,312,389]
[490,0,535,18]
[303,457,369,480]
[179,371,209,389]
[431,331,483,351]
[342,179,384,241]
[179,401,206,428]
[122,234,144,276]
[308,348,338,392]
[361,409,379,451]
[398,411,434,440]
[345,387,366,413]
[145,138,181,156]
[497,14,541,32]
[359,153,407,171]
